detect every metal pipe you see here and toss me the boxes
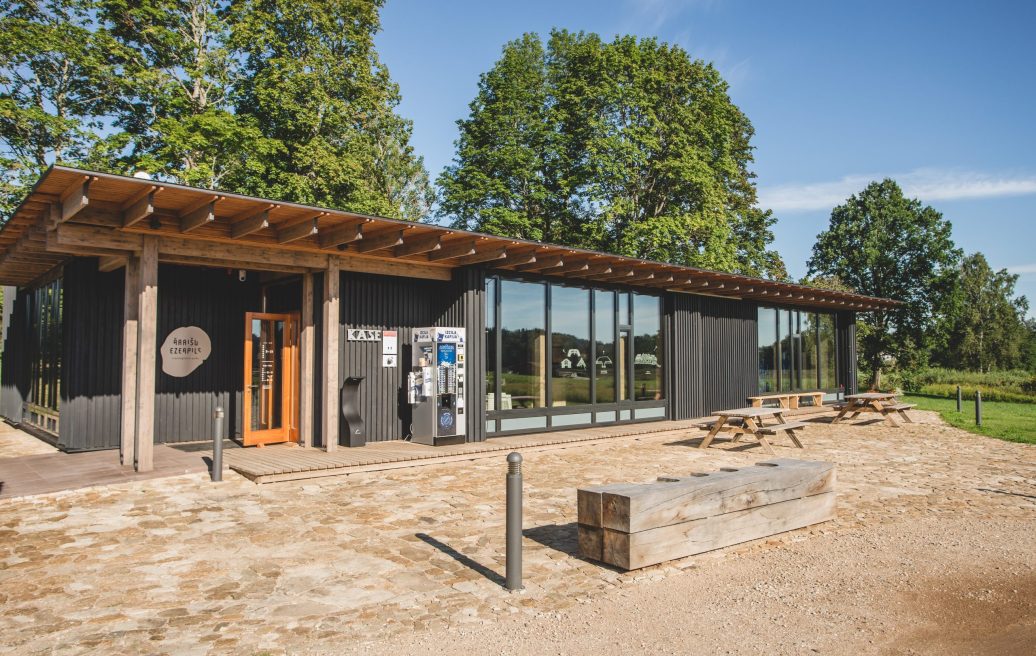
[956,385,962,412]
[212,406,224,482]
[975,391,982,427]
[505,452,523,591]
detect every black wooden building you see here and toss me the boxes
[0,167,891,471]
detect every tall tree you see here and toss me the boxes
[438,30,784,277]
[935,252,1029,372]
[229,0,432,219]
[0,0,117,218]
[808,179,962,387]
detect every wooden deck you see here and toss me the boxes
[224,419,710,484]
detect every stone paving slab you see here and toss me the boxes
[0,410,1033,655]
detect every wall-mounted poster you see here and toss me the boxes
[160,326,212,377]
[382,329,398,355]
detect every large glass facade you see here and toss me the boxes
[499,279,546,409]
[487,277,665,432]
[757,307,839,392]
[551,285,591,406]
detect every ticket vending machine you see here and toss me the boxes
[408,327,466,446]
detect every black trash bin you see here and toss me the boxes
[341,376,366,447]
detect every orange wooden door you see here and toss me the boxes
[243,312,299,446]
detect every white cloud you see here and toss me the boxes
[758,168,1036,213]
[1007,263,1036,275]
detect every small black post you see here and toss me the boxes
[975,390,982,427]
[505,452,523,592]
[956,385,962,412]
[212,406,224,482]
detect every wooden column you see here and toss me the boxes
[299,272,315,447]
[134,236,159,472]
[120,255,140,466]
[322,258,341,451]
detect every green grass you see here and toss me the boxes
[905,394,1036,444]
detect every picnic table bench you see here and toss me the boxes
[747,391,825,409]
[831,392,916,427]
[699,406,807,455]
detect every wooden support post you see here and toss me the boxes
[134,236,159,472]
[299,272,315,448]
[322,257,341,451]
[120,255,140,466]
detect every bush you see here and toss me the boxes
[916,383,1036,404]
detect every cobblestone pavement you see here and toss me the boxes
[1,411,1034,655]
[0,423,57,459]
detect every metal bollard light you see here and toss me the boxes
[505,452,523,592]
[956,385,962,412]
[212,406,224,482]
[975,390,982,427]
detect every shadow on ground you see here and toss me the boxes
[415,533,505,586]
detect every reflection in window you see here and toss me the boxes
[551,285,591,406]
[819,313,837,389]
[799,313,819,392]
[758,307,777,393]
[500,280,546,408]
[779,309,793,391]
[485,278,497,407]
[633,293,663,401]
[594,290,616,403]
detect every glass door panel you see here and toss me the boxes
[243,312,298,446]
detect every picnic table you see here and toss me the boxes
[747,391,825,409]
[699,406,808,455]
[831,392,916,427]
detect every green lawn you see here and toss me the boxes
[904,394,1036,445]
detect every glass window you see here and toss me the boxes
[500,280,546,409]
[618,292,630,326]
[819,313,837,390]
[757,307,777,393]
[594,290,616,403]
[778,309,793,391]
[632,293,663,401]
[799,312,819,390]
[485,278,497,409]
[551,285,591,407]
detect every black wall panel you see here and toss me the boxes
[667,293,705,420]
[1,288,30,422]
[60,259,123,451]
[837,311,858,394]
[154,265,261,443]
[701,296,760,414]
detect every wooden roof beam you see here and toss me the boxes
[499,251,537,267]
[179,196,221,232]
[319,220,365,249]
[276,214,322,244]
[427,238,478,261]
[515,254,563,271]
[394,231,443,257]
[455,245,507,265]
[230,208,272,239]
[354,227,406,253]
[122,185,162,228]
[60,175,93,222]
[97,254,127,272]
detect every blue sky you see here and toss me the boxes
[376,0,1036,316]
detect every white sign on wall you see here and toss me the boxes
[382,330,398,355]
[160,326,212,377]
[347,328,381,342]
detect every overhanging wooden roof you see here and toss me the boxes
[0,166,900,311]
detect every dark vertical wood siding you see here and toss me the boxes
[701,296,760,413]
[1,288,30,422]
[154,265,261,443]
[60,259,123,450]
[667,293,704,419]
[837,311,858,394]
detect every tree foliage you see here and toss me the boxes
[808,179,962,386]
[933,253,1030,372]
[438,30,784,278]
[1,0,431,222]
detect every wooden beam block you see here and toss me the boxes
[120,255,140,467]
[354,228,404,253]
[602,491,836,570]
[60,177,91,222]
[230,210,270,239]
[276,216,320,244]
[318,221,363,249]
[97,255,127,272]
[578,524,604,562]
[179,200,216,232]
[122,186,159,227]
[427,239,477,261]
[134,236,159,472]
[394,232,442,257]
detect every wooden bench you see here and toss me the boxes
[577,459,836,570]
[884,403,917,423]
[748,392,825,409]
